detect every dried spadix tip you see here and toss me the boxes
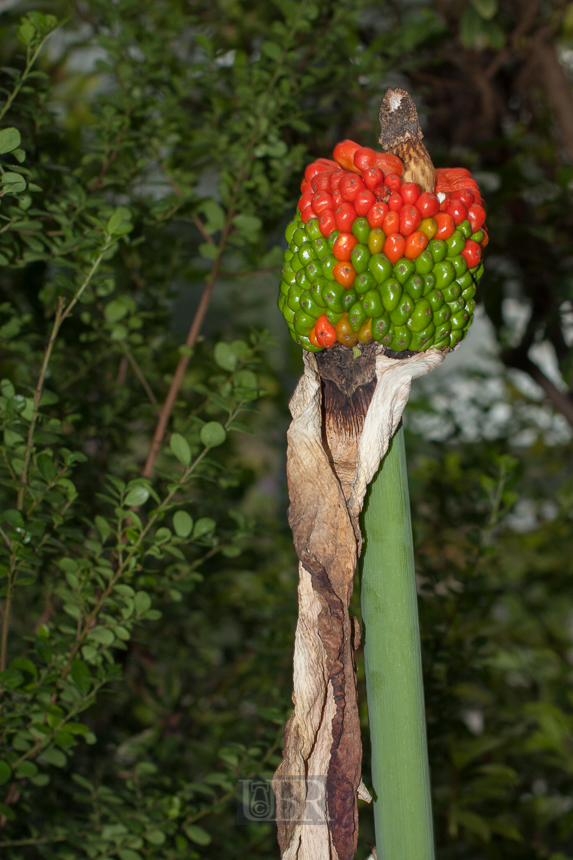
[378,87,435,192]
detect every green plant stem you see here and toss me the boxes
[16,237,112,511]
[0,33,55,123]
[361,423,435,860]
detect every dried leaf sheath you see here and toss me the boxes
[274,345,446,860]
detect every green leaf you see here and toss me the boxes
[214,341,238,371]
[235,369,258,390]
[173,510,193,537]
[471,0,498,18]
[199,200,225,233]
[184,825,212,846]
[200,421,226,448]
[107,207,132,235]
[454,809,491,842]
[0,128,21,154]
[105,298,130,323]
[70,659,91,693]
[145,830,166,845]
[124,485,150,507]
[18,21,35,46]
[10,657,37,678]
[1,172,26,193]
[40,747,67,768]
[114,625,130,641]
[16,761,37,778]
[40,389,58,405]
[0,761,11,785]
[170,433,191,466]
[30,773,49,786]
[232,214,262,236]
[3,509,24,529]
[199,242,218,260]
[119,851,142,860]
[135,591,152,615]
[193,517,216,538]
[88,626,115,646]
[95,516,111,542]
[36,452,56,482]
[262,40,282,60]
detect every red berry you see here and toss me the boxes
[353,146,377,172]
[318,210,336,236]
[305,162,333,183]
[362,166,384,191]
[388,193,404,212]
[300,181,313,194]
[467,203,486,233]
[329,170,346,192]
[400,183,420,205]
[334,202,357,232]
[311,172,335,193]
[315,314,337,348]
[354,189,376,216]
[384,173,402,193]
[461,239,481,268]
[367,202,389,228]
[415,192,439,218]
[301,206,315,223]
[399,204,422,237]
[451,188,475,208]
[446,199,468,226]
[311,192,334,214]
[333,232,358,261]
[383,233,406,263]
[340,174,366,202]
[404,231,428,259]
[434,212,455,239]
[298,192,314,212]
[382,211,400,235]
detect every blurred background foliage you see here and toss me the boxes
[0,0,572,858]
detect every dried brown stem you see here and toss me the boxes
[533,29,573,163]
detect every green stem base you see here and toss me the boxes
[361,424,435,860]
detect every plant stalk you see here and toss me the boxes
[361,423,435,860]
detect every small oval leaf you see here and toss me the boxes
[173,510,193,537]
[200,421,226,448]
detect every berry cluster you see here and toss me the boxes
[278,140,487,353]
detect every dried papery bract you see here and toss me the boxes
[273,345,445,859]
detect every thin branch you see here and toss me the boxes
[16,297,65,511]
[192,213,215,245]
[141,215,232,478]
[501,346,573,428]
[124,348,158,405]
[0,526,12,550]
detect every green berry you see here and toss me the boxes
[369,254,393,284]
[354,271,377,296]
[380,277,402,312]
[349,300,368,332]
[393,258,415,285]
[390,326,412,352]
[407,298,433,332]
[390,294,415,327]
[351,244,371,274]
[352,217,370,244]
[362,289,384,318]
[306,218,321,240]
